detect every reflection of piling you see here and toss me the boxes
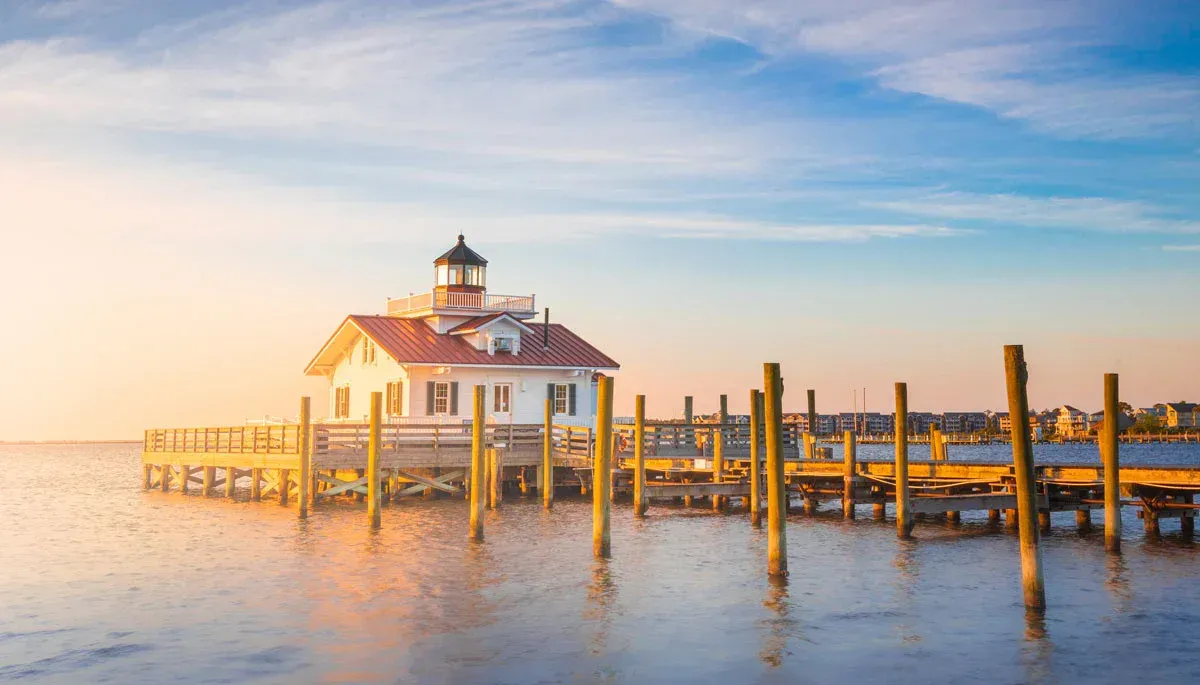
[843,430,857,519]
[593,375,614,558]
[367,391,382,528]
[1004,345,1046,612]
[895,383,913,539]
[749,389,763,527]
[1102,373,1122,553]
[469,385,485,542]
[634,395,647,518]
[764,363,787,577]
[543,398,553,510]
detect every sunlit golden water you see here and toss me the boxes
[2,443,1199,684]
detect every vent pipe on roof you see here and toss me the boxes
[543,307,550,351]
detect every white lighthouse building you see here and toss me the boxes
[304,235,619,424]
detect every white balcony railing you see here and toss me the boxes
[386,291,535,316]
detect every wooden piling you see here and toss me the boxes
[179,465,190,495]
[202,466,215,496]
[250,468,261,501]
[807,388,816,439]
[1038,511,1051,533]
[988,509,1001,524]
[543,398,553,510]
[634,394,647,518]
[895,383,913,539]
[873,503,885,519]
[469,384,486,542]
[1076,509,1092,532]
[1003,344,1046,612]
[298,396,311,519]
[160,464,170,492]
[142,464,152,490]
[764,363,787,577]
[714,394,728,511]
[367,391,382,529]
[594,375,614,558]
[843,430,856,519]
[487,448,503,509]
[684,395,694,451]
[277,469,289,505]
[226,466,237,498]
[749,389,763,527]
[1102,373,1122,553]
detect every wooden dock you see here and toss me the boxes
[142,409,1199,536]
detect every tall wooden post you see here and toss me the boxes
[250,468,261,500]
[298,396,311,519]
[179,465,190,495]
[160,464,170,492]
[684,395,694,452]
[714,394,728,510]
[1004,345,1046,611]
[1102,373,1122,553]
[142,463,152,490]
[843,430,857,519]
[488,448,503,509]
[367,391,382,529]
[764,363,787,577]
[202,466,214,496]
[594,375,614,558]
[543,398,554,509]
[749,389,763,527]
[807,389,816,438]
[469,385,486,542]
[895,383,912,539]
[634,394,647,518]
[225,466,237,498]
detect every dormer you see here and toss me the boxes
[448,313,534,356]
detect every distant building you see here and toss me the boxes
[943,412,989,433]
[1055,405,1091,437]
[785,413,840,435]
[864,413,894,435]
[1166,402,1198,428]
[1091,411,1135,434]
[907,412,942,434]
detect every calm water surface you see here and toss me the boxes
[2,443,1199,684]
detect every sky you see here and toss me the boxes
[1,0,1198,439]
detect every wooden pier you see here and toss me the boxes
[142,404,1200,535]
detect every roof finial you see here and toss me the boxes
[457,234,465,243]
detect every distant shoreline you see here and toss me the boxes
[0,440,141,445]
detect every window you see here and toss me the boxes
[448,264,462,285]
[434,381,450,415]
[493,383,511,413]
[361,338,375,365]
[551,383,575,416]
[334,386,350,419]
[436,264,449,286]
[494,336,512,352]
[386,380,403,416]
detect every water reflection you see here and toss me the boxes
[1105,553,1133,614]
[758,575,799,668]
[1020,609,1053,684]
[584,559,618,657]
[891,540,922,644]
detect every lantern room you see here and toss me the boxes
[434,234,488,294]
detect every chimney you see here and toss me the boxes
[543,307,550,350]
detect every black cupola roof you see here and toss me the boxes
[434,234,488,266]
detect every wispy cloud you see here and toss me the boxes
[1163,244,1200,252]
[615,0,1200,140]
[872,192,1200,234]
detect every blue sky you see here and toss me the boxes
[1,0,1198,437]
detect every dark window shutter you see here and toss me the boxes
[426,381,435,416]
[397,381,403,415]
[568,383,577,416]
[450,382,459,415]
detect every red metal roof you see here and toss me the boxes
[328,315,619,369]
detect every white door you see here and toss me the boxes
[491,383,513,424]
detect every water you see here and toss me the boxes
[2,443,1199,684]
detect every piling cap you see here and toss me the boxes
[434,234,488,266]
